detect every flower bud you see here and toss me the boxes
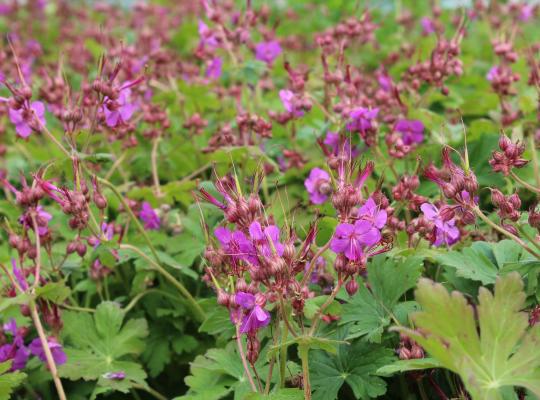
[345,279,359,296]
[491,189,505,206]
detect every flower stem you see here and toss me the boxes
[29,302,67,400]
[30,215,42,290]
[120,244,205,322]
[529,134,540,188]
[236,325,258,393]
[300,241,330,287]
[309,281,342,336]
[92,175,206,322]
[473,207,540,259]
[510,170,540,194]
[151,136,163,198]
[298,343,311,400]
[132,383,167,400]
[279,321,289,388]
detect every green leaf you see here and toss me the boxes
[0,361,26,400]
[0,293,31,314]
[310,328,395,400]
[340,255,423,342]
[396,273,540,399]
[435,240,535,285]
[376,358,442,376]
[35,281,71,304]
[59,302,148,393]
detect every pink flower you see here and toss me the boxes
[198,20,218,48]
[206,57,222,80]
[421,203,460,247]
[324,132,359,158]
[421,17,436,35]
[29,337,67,366]
[330,220,381,261]
[255,40,282,64]
[279,90,304,117]
[103,88,137,127]
[215,227,257,265]
[486,66,499,82]
[139,202,160,230]
[394,119,424,145]
[9,101,46,138]
[346,107,378,133]
[358,197,387,229]
[235,292,270,334]
[304,168,331,204]
[249,221,284,258]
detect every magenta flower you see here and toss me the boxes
[139,202,160,230]
[8,101,46,138]
[279,90,304,117]
[19,206,52,236]
[358,197,387,229]
[0,343,29,371]
[324,132,359,157]
[330,220,381,261]
[346,107,378,133]
[11,259,28,291]
[304,168,331,204]
[28,337,67,366]
[394,119,424,145]
[103,371,126,380]
[249,221,284,257]
[255,40,282,64]
[486,66,499,82]
[235,292,270,334]
[198,20,218,48]
[377,73,392,91]
[103,88,137,127]
[421,203,460,247]
[420,17,436,35]
[215,227,257,265]
[0,319,29,371]
[206,57,222,80]
[519,4,534,22]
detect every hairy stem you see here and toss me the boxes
[309,281,342,336]
[279,321,289,388]
[29,302,67,400]
[132,383,168,400]
[474,207,540,259]
[300,241,330,287]
[510,170,540,194]
[120,244,205,322]
[151,136,163,198]
[30,215,42,290]
[298,343,311,400]
[529,134,540,188]
[235,325,258,393]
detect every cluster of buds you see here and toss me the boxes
[314,13,378,56]
[398,333,424,360]
[142,103,170,138]
[489,135,528,176]
[424,147,478,225]
[1,80,46,138]
[237,112,273,139]
[406,37,463,95]
[392,175,427,211]
[492,39,518,63]
[486,65,520,96]
[491,189,521,229]
[183,113,208,135]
